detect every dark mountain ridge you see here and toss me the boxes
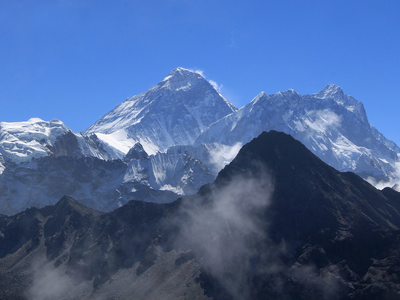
[1,131,400,299]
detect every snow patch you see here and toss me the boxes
[96,130,137,156]
[0,118,69,163]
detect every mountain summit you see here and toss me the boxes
[158,67,208,90]
[195,85,400,182]
[83,68,237,155]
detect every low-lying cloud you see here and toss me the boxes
[28,263,75,300]
[175,167,274,299]
[174,163,344,299]
[367,160,400,190]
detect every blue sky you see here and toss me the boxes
[1,1,400,144]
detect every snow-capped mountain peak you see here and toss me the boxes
[250,91,267,105]
[279,88,301,98]
[314,84,367,122]
[159,67,205,91]
[314,84,345,99]
[0,117,68,143]
[0,118,70,163]
[84,67,238,155]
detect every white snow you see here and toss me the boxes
[83,68,238,154]
[195,84,400,184]
[1,72,399,214]
[0,118,69,163]
[96,130,137,155]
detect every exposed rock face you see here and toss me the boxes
[1,131,400,299]
[123,142,149,162]
[51,131,117,161]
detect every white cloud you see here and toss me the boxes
[208,142,242,173]
[306,109,342,133]
[187,68,223,93]
[367,160,400,190]
[29,263,74,299]
[209,79,223,93]
[175,169,274,299]
[187,68,204,77]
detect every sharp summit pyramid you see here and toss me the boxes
[84,67,237,155]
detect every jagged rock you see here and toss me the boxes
[123,142,149,162]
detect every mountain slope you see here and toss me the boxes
[204,130,400,299]
[83,67,237,155]
[0,118,119,167]
[1,131,400,299]
[196,85,400,182]
[0,118,69,164]
[0,144,214,215]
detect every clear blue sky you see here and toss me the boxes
[1,1,400,144]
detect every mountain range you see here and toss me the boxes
[196,84,400,180]
[1,131,399,299]
[0,68,399,215]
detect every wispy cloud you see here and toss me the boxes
[175,167,274,299]
[209,79,223,93]
[187,68,223,93]
[306,109,342,133]
[189,68,204,77]
[367,160,400,190]
[29,262,74,299]
[208,142,242,174]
